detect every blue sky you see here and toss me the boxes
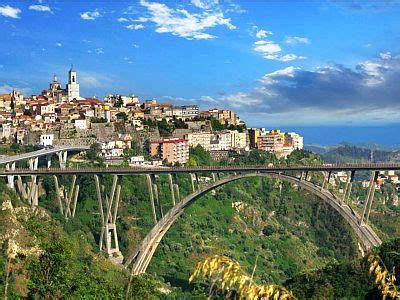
[1,0,400,130]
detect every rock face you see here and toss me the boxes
[393,194,399,206]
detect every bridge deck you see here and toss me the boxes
[1,163,400,175]
[0,146,90,165]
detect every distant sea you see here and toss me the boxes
[273,125,400,148]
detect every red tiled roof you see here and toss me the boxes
[151,138,187,144]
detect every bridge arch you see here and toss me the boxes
[124,172,382,275]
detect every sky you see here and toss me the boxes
[1,0,400,144]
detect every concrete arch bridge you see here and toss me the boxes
[123,171,381,275]
[0,163,392,273]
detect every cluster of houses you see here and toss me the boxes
[0,68,306,166]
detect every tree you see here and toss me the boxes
[87,143,101,161]
[157,118,173,137]
[91,117,106,123]
[116,112,128,122]
[189,145,214,166]
[130,141,143,156]
[115,95,124,108]
[27,238,74,299]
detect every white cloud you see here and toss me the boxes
[226,3,247,14]
[117,17,129,22]
[0,85,14,94]
[200,95,218,103]
[191,0,219,10]
[72,69,113,89]
[95,48,104,54]
[29,4,52,13]
[133,17,149,22]
[277,54,307,62]
[80,9,101,20]
[260,66,300,85]
[123,57,134,64]
[380,52,392,60]
[56,43,62,47]
[285,36,310,44]
[256,29,272,39]
[253,40,281,55]
[126,24,145,30]
[358,60,389,85]
[0,5,21,18]
[253,40,307,62]
[139,0,236,40]
[132,43,139,48]
[221,92,263,108]
[215,54,400,126]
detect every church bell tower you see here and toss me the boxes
[67,66,80,101]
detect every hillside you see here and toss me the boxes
[285,237,400,299]
[320,145,400,163]
[0,149,399,298]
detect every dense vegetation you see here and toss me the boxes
[0,146,399,298]
[285,237,400,299]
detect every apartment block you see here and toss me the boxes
[186,132,212,151]
[150,138,189,164]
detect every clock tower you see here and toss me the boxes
[67,66,80,101]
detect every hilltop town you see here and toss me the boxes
[0,68,303,165]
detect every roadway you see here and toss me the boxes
[1,162,400,176]
[0,145,90,165]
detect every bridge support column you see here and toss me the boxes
[189,173,199,192]
[28,157,38,170]
[173,173,180,203]
[342,170,355,205]
[26,157,39,206]
[151,174,163,218]
[321,171,331,191]
[46,155,52,168]
[6,162,15,190]
[27,176,38,207]
[58,151,67,169]
[360,171,378,225]
[94,174,123,263]
[16,176,27,199]
[146,174,157,224]
[53,175,80,219]
[212,173,216,182]
[168,174,176,206]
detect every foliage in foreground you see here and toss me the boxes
[285,238,400,299]
[189,255,294,299]
[0,183,169,299]
[368,253,400,299]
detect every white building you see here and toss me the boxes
[130,155,163,167]
[230,130,247,150]
[186,130,247,152]
[67,67,80,101]
[131,119,144,131]
[0,123,11,142]
[172,105,199,119]
[210,131,232,151]
[285,132,304,150]
[74,118,87,130]
[186,132,212,151]
[39,134,54,146]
